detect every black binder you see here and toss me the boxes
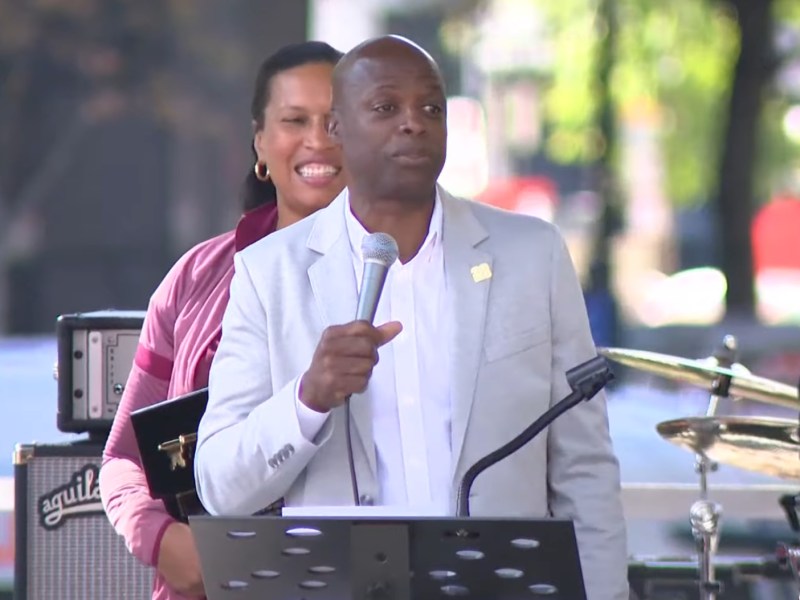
[131,387,208,521]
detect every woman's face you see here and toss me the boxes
[254,62,345,222]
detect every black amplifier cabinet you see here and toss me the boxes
[56,310,145,435]
[13,441,153,599]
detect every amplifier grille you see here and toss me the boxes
[21,449,153,599]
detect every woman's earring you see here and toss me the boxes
[254,161,270,182]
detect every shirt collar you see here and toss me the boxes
[344,188,443,265]
[234,201,279,251]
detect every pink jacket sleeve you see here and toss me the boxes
[99,268,184,568]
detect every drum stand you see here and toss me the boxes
[778,388,800,600]
[779,375,800,598]
[690,455,723,600]
[777,493,800,600]
[603,336,800,599]
[689,335,737,600]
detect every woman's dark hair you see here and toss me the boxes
[241,41,344,211]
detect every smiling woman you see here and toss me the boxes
[252,59,346,228]
[98,41,345,600]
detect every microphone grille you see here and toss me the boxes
[361,232,399,266]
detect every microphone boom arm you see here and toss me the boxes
[456,355,614,517]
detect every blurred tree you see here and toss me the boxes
[586,0,620,326]
[531,0,800,319]
[714,0,776,318]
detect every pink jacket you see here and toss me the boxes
[100,202,278,600]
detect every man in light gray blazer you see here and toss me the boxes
[196,35,628,600]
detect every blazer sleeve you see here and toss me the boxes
[195,252,333,516]
[545,232,629,600]
[99,279,180,567]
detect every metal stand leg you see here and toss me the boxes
[705,394,723,418]
[691,457,722,600]
[687,335,735,599]
[778,494,800,599]
[704,334,738,418]
[776,543,800,600]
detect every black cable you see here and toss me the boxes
[456,388,584,516]
[345,397,361,506]
[456,357,613,517]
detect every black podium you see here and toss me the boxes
[190,515,586,599]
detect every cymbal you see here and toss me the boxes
[657,416,800,480]
[599,347,799,409]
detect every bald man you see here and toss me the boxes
[196,35,628,600]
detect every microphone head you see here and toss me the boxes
[361,232,399,267]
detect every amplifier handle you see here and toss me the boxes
[87,331,104,419]
[14,458,29,600]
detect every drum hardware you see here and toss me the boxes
[775,377,800,599]
[777,493,800,598]
[776,543,800,600]
[661,409,800,600]
[629,555,795,600]
[656,416,800,481]
[689,494,723,598]
[673,335,739,600]
[599,338,800,410]
[704,334,737,417]
[602,335,800,600]
[780,494,800,533]
[603,337,800,598]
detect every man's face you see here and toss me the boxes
[331,53,447,202]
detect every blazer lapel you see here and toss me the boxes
[306,193,377,479]
[440,190,492,483]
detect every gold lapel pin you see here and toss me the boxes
[470,262,492,283]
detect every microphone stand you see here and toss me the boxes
[456,356,614,517]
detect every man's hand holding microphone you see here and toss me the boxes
[299,232,401,414]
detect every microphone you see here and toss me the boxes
[345,232,399,505]
[455,355,615,517]
[355,233,400,322]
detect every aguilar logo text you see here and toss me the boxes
[38,464,103,530]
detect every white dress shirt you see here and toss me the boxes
[295,190,452,514]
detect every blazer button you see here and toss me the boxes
[359,494,374,506]
[268,458,277,469]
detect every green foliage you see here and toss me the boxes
[776,0,800,24]
[756,98,800,202]
[769,0,800,202]
[530,0,784,207]
[536,0,603,163]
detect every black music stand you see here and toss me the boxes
[190,515,586,600]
